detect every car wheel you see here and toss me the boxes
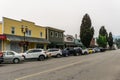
[56,54,61,58]
[39,55,45,61]
[65,53,69,57]
[13,58,20,64]
[84,52,88,55]
[75,53,79,56]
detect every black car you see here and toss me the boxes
[74,47,82,55]
[0,52,4,64]
[99,47,106,52]
[62,47,82,56]
[62,49,69,57]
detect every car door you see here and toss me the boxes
[32,50,42,58]
[4,51,14,62]
[54,49,59,56]
[51,49,59,56]
[25,50,34,59]
[25,50,42,59]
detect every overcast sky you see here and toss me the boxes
[0,0,120,37]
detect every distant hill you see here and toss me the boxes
[113,35,120,39]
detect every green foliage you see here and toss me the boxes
[99,26,107,36]
[97,35,107,48]
[80,13,94,48]
[97,26,108,48]
[108,32,113,48]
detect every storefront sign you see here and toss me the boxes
[0,35,6,40]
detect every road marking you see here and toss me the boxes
[15,59,88,80]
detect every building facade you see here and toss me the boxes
[46,27,64,49]
[90,38,96,47]
[0,17,49,52]
[64,35,83,48]
[64,35,75,47]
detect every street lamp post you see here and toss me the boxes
[21,25,28,52]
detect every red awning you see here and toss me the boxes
[0,35,6,40]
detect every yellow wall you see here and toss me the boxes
[3,17,46,39]
[0,23,2,34]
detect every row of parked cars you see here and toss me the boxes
[0,47,106,64]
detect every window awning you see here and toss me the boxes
[5,34,50,44]
[65,42,75,46]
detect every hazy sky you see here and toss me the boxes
[0,0,120,37]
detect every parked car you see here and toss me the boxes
[74,47,82,56]
[82,48,89,55]
[64,47,76,56]
[62,49,69,57]
[88,48,95,54]
[46,48,62,58]
[22,49,48,61]
[62,47,79,56]
[99,47,106,52]
[2,51,24,64]
[0,52,4,64]
[93,47,101,53]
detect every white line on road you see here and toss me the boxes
[15,59,89,80]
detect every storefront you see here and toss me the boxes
[1,34,50,52]
[0,35,7,51]
[64,35,75,48]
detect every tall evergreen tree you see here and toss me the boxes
[108,32,113,48]
[97,26,108,48]
[99,26,107,36]
[80,13,94,48]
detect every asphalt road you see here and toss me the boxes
[0,49,120,80]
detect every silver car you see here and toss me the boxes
[2,51,24,64]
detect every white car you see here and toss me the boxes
[46,48,62,58]
[22,49,47,61]
[82,49,89,55]
[2,51,24,64]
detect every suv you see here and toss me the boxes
[47,48,62,58]
[22,49,47,61]
[62,47,78,56]
[0,52,4,64]
[74,47,82,56]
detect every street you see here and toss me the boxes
[0,49,120,80]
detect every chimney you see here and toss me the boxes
[75,34,77,39]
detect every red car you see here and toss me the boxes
[0,52,4,64]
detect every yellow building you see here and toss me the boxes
[0,17,49,52]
